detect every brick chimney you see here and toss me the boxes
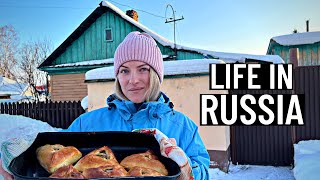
[126,10,138,21]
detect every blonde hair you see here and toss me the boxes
[114,68,161,102]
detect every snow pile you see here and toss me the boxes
[293,140,320,180]
[209,164,294,180]
[272,31,320,46]
[0,114,61,147]
[85,59,224,81]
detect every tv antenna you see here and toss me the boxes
[165,4,184,59]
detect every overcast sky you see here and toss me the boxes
[1,0,319,55]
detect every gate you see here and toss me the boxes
[230,66,320,165]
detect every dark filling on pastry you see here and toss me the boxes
[96,150,110,159]
[104,167,113,173]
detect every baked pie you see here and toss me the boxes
[128,166,164,176]
[74,146,118,172]
[49,165,85,179]
[36,144,82,174]
[82,164,128,178]
[120,150,168,176]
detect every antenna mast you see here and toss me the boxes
[165,4,184,59]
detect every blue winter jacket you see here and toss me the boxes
[65,92,210,180]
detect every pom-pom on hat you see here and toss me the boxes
[114,31,164,83]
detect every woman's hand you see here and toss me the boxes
[133,128,194,180]
[0,158,13,180]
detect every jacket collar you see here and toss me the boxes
[106,92,174,121]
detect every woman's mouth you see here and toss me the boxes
[129,87,143,92]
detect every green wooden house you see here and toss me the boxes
[266,31,320,66]
[38,1,209,101]
[39,1,284,101]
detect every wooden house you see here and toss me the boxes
[39,1,283,101]
[267,31,320,66]
[0,76,33,103]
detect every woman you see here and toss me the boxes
[0,31,209,180]
[66,31,209,179]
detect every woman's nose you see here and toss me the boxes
[129,72,139,84]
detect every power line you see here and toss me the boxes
[0,1,167,19]
[0,5,95,9]
[108,0,166,19]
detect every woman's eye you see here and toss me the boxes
[140,67,150,72]
[120,69,129,74]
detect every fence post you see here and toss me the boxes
[0,100,85,129]
[58,101,63,128]
[0,103,3,114]
[52,102,56,127]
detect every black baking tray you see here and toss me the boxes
[9,132,181,180]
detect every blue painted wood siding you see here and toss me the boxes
[267,42,320,66]
[51,10,203,66]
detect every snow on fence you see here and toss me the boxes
[0,101,85,129]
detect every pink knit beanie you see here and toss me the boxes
[114,31,164,83]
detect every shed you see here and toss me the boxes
[267,31,320,66]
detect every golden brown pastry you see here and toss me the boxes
[82,164,128,178]
[128,166,164,176]
[120,150,168,176]
[74,146,118,172]
[36,144,82,174]
[49,165,85,179]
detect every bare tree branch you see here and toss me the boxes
[0,25,19,79]
[17,40,53,101]
[0,25,53,102]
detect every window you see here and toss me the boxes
[105,28,113,41]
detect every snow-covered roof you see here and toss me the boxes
[48,55,170,68]
[101,1,283,64]
[49,59,114,68]
[196,50,284,64]
[85,59,224,81]
[0,76,28,95]
[101,1,174,48]
[272,31,320,46]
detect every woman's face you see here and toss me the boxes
[117,61,150,103]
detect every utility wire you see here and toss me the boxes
[108,0,166,19]
[0,5,95,9]
[0,1,166,19]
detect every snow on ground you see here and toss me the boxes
[209,164,294,180]
[293,140,320,180]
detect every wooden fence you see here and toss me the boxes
[0,101,85,129]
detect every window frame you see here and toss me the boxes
[105,28,113,42]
